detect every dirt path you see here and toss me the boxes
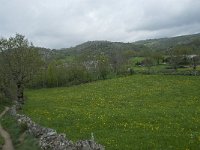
[0,107,14,150]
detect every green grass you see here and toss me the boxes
[0,101,5,149]
[0,135,4,149]
[0,97,11,112]
[1,114,41,150]
[0,98,11,149]
[0,106,4,113]
[133,64,170,73]
[23,75,200,149]
[130,57,145,64]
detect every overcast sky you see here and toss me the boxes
[0,0,200,49]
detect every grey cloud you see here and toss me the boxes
[0,0,200,48]
[128,0,200,31]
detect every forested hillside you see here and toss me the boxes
[39,33,200,60]
[134,33,200,51]
[57,41,149,57]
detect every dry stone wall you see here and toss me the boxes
[9,105,105,150]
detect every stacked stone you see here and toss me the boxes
[9,105,105,150]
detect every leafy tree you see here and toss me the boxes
[109,51,128,74]
[190,55,200,74]
[0,34,42,104]
[46,61,58,87]
[142,57,154,74]
[152,51,164,65]
[167,47,182,70]
[96,53,110,79]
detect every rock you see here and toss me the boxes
[75,140,105,150]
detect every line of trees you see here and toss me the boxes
[28,51,130,88]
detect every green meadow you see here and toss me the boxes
[23,75,200,149]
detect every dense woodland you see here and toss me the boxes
[0,33,200,104]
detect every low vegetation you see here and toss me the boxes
[0,113,41,150]
[0,135,4,149]
[23,75,200,149]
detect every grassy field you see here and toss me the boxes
[23,75,200,149]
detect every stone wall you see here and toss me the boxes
[9,105,105,150]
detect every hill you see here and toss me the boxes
[51,33,200,59]
[134,33,200,51]
[57,41,149,57]
[36,33,200,60]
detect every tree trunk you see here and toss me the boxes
[157,58,160,65]
[17,83,24,104]
[192,58,197,70]
[193,65,196,70]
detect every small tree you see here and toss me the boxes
[109,51,128,74]
[190,56,199,70]
[190,55,200,75]
[152,51,163,65]
[96,53,110,79]
[167,47,182,70]
[0,34,42,104]
[142,57,154,74]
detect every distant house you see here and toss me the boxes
[187,54,198,59]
